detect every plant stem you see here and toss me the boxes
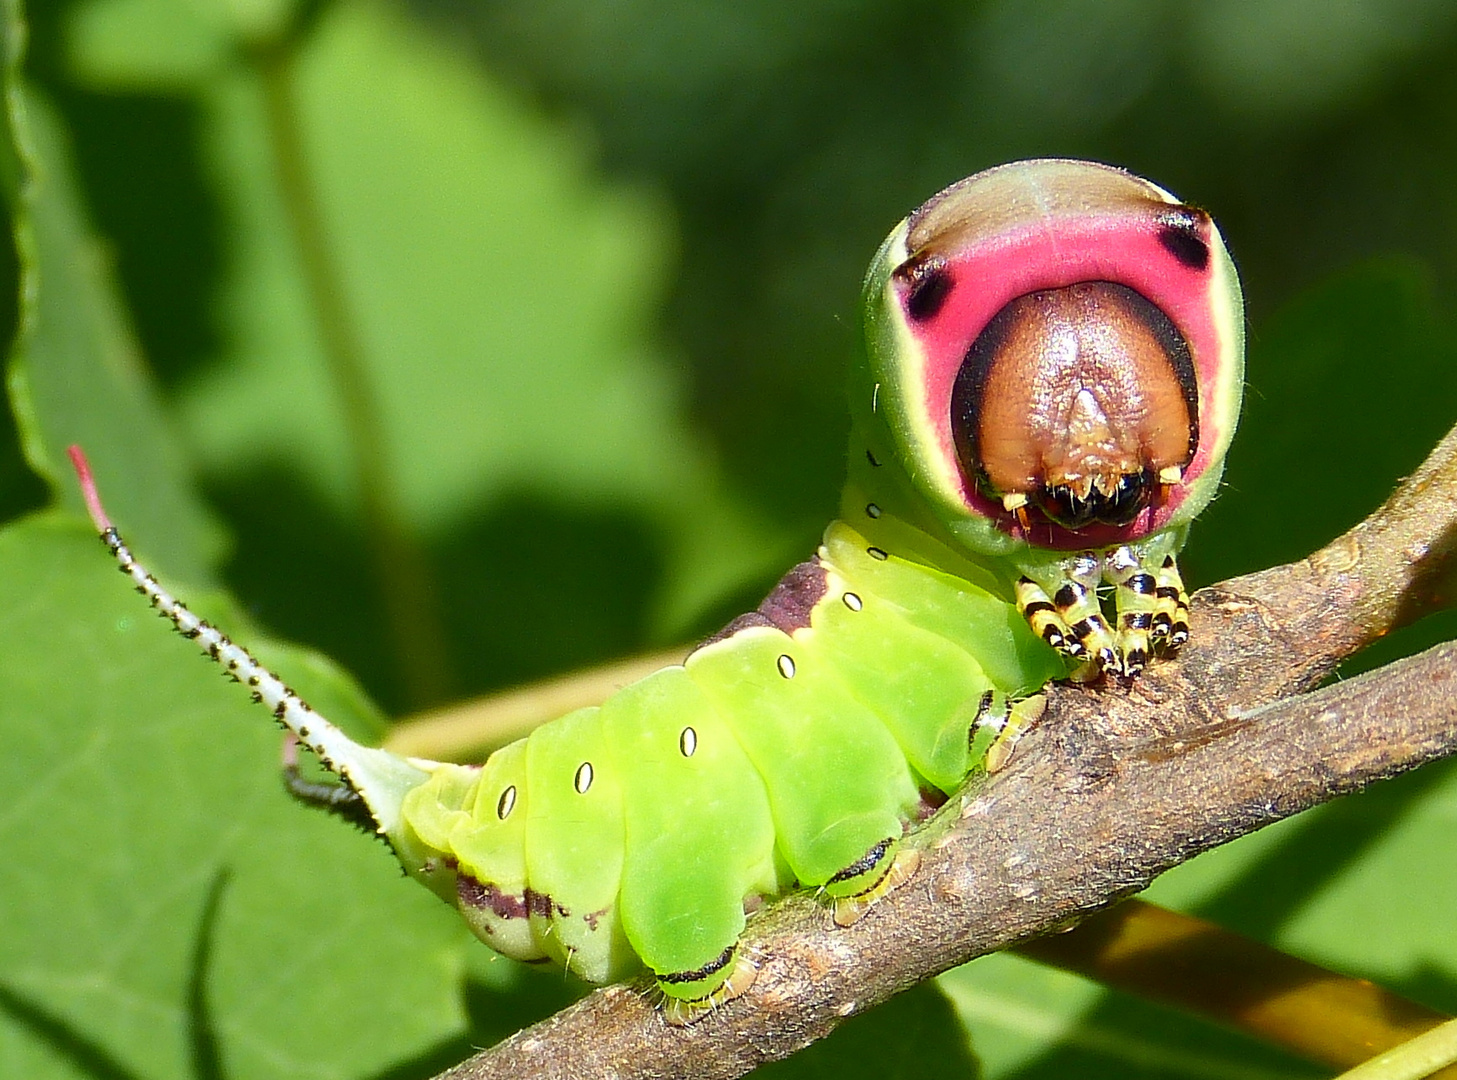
[252,28,450,708]
[1334,1020,1457,1080]
[386,647,693,760]
[1018,899,1454,1075]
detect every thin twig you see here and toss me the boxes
[1017,899,1453,1073]
[1335,1020,1457,1080]
[386,647,690,760]
[427,419,1457,1080]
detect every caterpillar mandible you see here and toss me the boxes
[71,159,1243,1025]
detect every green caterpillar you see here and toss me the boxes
[72,158,1244,1024]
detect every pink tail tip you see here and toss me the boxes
[67,445,113,533]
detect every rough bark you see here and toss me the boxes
[436,422,1457,1080]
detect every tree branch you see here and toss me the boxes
[435,421,1457,1080]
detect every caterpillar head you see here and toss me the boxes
[850,159,1244,557]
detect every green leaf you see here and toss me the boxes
[0,513,467,1080]
[65,0,295,87]
[69,0,791,641]
[939,954,1322,1080]
[2,0,222,583]
[65,0,234,86]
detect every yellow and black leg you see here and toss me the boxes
[1153,555,1191,651]
[1020,545,1188,676]
[1052,577,1118,672]
[1017,559,1117,672]
[1014,576,1081,658]
[1036,553,1117,671]
[1105,546,1159,676]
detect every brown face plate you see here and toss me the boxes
[950,281,1198,530]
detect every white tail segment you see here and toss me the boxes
[67,445,430,836]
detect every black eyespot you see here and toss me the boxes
[1158,208,1210,271]
[895,255,954,321]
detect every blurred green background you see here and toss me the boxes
[4,1,1457,1078]
[8,0,1457,716]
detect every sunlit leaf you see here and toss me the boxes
[940,954,1322,1080]
[3,0,220,582]
[0,515,468,1080]
[69,0,788,642]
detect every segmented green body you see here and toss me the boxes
[401,520,1063,996]
[75,158,1243,1023]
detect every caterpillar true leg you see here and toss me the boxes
[1104,546,1159,677]
[1013,576,1083,658]
[1017,555,1118,672]
[1015,537,1193,678]
[1155,555,1192,650]
[1053,555,1120,672]
[1105,546,1193,673]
